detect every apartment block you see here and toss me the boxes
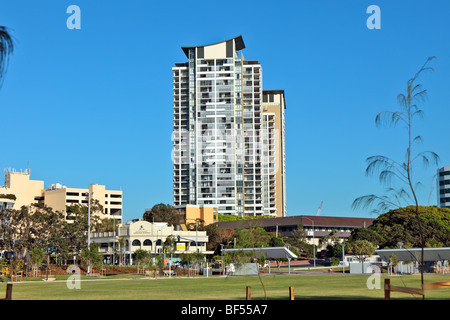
[43,183,123,222]
[172,36,286,217]
[0,168,44,209]
[0,168,123,222]
[438,166,450,208]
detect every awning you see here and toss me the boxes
[376,247,450,262]
[223,247,298,259]
[179,237,208,242]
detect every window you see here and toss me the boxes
[132,240,141,246]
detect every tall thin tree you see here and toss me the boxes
[352,57,439,296]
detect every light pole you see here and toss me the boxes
[87,192,91,250]
[397,242,403,274]
[220,244,224,276]
[340,243,345,274]
[83,192,92,273]
[303,217,316,267]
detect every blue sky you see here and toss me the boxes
[1,0,449,222]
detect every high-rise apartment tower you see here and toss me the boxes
[438,166,450,209]
[172,36,286,217]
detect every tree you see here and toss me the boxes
[163,235,176,256]
[348,240,376,264]
[358,206,450,248]
[352,57,439,292]
[0,204,65,261]
[80,243,102,274]
[132,249,150,274]
[389,253,399,275]
[348,227,384,247]
[234,228,271,248]
[28,248,44,277]
[0,26,14,88]
[269,235,285,247]
[204,224,235,254]
[287,224,314,259]
[143,203,180,226]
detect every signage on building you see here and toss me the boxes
[176,243,186,251]
[134,225,149,234]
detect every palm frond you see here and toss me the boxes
[375,110,406,128]
[365,155,408,182]
[351,193,400,215]
[0,26,14,88]
[411,151,440,168]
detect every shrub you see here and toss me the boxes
[331,257,340,266]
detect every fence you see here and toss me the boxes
[245,286,295,300]
[384,278,450,299]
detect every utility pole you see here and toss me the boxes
[86,192,92,274]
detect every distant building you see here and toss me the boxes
[438,166,450,209]
[215,215,375,250]
[0,168,123,222]
[42,183,123,223]
[175,204,218,227]
[91,219,212,265]
[0,168,44,209]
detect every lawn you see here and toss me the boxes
[1,274,450,300]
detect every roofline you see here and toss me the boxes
[181,35,245,58]
[215,215,375,229]
[263,89,286,109]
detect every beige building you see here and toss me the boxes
[91,219,212,265]
[175,204,218,227]
[262,90,287,217]
[0,168,123,222]
[0,168,44,209]
[43,183,123,222]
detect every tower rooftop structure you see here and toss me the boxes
[181,35,245,58]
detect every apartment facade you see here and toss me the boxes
[0,168,44,209]
[0,168,123,222]
[172,35,286,217]
[438,166,450,209]
[43,183,123,222]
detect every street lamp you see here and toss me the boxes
[397,242,403,274]
[303,217,316,268]
[83,192,92,273]
[220,244,224,276]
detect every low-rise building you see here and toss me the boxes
[215,215,375,250]
[42,182,123,222]
[0,168,123,222]
[0,168,44,209]
[175,204,218,227]
[91,219,213,265]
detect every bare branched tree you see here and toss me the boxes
[352,57,439,295]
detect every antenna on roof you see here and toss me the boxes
[316,201,323,216]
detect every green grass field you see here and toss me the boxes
[1,274,450,300]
